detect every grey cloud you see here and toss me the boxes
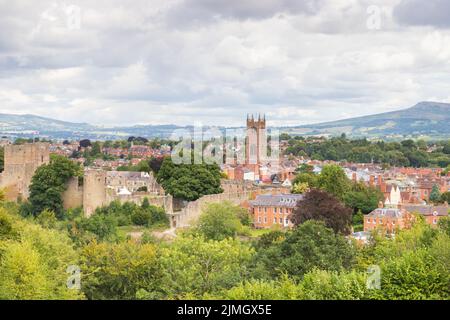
[394,0,450,28]
[166,0,324,27]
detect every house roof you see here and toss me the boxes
[367,208,406,218]
[402,205,449,216]
[249,194,303,208]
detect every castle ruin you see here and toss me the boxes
[0,142,50,200]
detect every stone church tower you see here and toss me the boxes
[245,114,267,172]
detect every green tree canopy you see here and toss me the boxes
[156,157,223,201]
[28,155,82,218]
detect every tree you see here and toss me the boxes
[28,155,82,218]
[429,184,441,203]
[299,269,369,300]
[149,156,165,174]
[291,182,309,194]
[79,139,92,148]
[291,189,353,235]
[156,236,254,298]
[317,165,351,200]
[196,202,245,241]
[156,157,223,201]
[343,182,384,214]
[132,210,152,226]
[292,172,319,190]
[0,208,83,300]
[439,192,450,204]
[80,241,161,300]
[254,221,356,279]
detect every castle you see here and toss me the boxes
[0,142,50,200]
[0,143,173,216]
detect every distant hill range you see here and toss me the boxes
[0,101,449,140]
[281,101,450,139]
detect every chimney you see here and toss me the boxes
[369,175,374,187]
[378,174,383,186]
[352,172,357,182]
[378,200,384,208]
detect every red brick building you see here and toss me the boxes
[249,194,303,229]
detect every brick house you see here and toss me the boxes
[364,208,414,233]
[401,204,449,227]
[249,194,303,229]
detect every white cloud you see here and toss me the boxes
[0,0,449,127]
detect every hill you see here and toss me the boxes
[282,101,450,139]
[0,101,449,140]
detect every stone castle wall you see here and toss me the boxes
[0,143,50,200]
[62,177,84,210]
[168,190,252,228]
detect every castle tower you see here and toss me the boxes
[245,114,267,171]
[83,169,107,217]
[0,142,50,200]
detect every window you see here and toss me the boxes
[273,218,277,224]
[264,207,267,213]
[285,218,289,225]
[367,218,371,223]
[258,217,261,223]
[433,218,437,224]
[279,218,282,223]
[264,217,267,223]
[274,207,277,213]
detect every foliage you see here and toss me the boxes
[316,165,351,200]
[429,184,441,203]
[157,236,254,299]
[254,221,356,279]
[0,208,83,299]
[36,209,58,229]
[343,182,384,214]
[292,189,353,234]
[92,200,168,227]
[80,241,161,300]
[285,136,450,168]
[28,155,82,218]
[291,182,309,194]
[195,202,248,240]
[156,156,223,201]
[299,269,369,300]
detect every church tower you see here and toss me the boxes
[245,114,267,169]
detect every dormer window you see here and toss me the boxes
[432,211,438,216]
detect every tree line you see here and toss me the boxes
[283,134,450,168]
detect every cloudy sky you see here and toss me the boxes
[0,0,449,127]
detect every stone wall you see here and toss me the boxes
[83,169,107,217]
[62,177,84,210]
[168,191,252,228]
[0,143,50,200]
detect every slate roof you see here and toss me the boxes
[367,208,406,218]
[402,205,449,216]
[249,194,303,207]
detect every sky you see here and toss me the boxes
[0,0,449,127]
